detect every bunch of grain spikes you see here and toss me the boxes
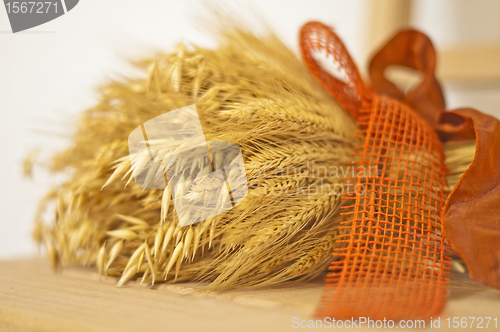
[33,27,360,289]
[32,24,477,289]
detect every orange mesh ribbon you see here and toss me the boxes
[300,22,450,319]
[369,29,500,290]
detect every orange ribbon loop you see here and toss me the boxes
[300,22,367,119]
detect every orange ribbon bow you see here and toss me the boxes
[300,21,500,320]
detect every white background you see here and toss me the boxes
[1,0,499,259]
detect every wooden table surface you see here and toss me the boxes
[1,258,499,331]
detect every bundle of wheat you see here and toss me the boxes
[33,26,361,289]
[32,21,477,291]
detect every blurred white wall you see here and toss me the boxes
[0,0,499,260]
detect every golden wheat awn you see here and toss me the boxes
[32,23,476,289]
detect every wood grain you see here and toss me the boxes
[0,259,499,331]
